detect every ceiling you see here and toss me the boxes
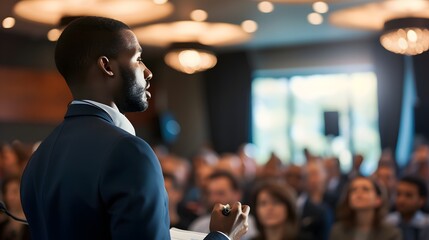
[0,0,379,50]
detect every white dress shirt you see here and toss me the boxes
[71,100,136,136]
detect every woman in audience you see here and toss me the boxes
[251,181,301,240]
[329,176,401,240]
[0,175,30,240]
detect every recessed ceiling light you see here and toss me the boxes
[2,17,15,29]
[313,1,329,14]
[258,1,274,13]
[190,9,208,22]
[241,20,258,33]
[14,0,173,26]
[47,28,61,42]
[308,12,323,25]
[153,0,168,4]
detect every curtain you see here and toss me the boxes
[204,51,253,154]
[412,50,429,142]
[373,40,405,158]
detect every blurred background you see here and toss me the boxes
[5,1,429,240]
[1,0,429,176]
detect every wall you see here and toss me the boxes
[249,38,375,73]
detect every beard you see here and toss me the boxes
[115,66,149,113]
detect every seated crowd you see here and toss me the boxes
[2,140,429,240]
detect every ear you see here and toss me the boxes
[98,56,114,76]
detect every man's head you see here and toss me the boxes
[304,160,327,194]
[163,173,184,208]
[395,176,427,217]
[324,157,341,179]
[205,170,241,209]
[374,164,396,192]
[284,165,304,195]
[353,154,364,170]
[55,16,152,112]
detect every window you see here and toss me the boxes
[252,71,381,175]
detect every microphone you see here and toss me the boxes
[0,201,28,225]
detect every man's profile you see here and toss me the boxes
[20,16,248,240]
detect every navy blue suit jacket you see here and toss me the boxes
[21,104,227,240]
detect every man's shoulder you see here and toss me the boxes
[204,232,229,240]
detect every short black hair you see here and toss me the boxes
[207,170,240,192]
[400,176,428,198]
[55,16,130,84]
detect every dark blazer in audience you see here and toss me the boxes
[298,196,332,240]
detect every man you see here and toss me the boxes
[323,157,348,210]
[284,164,304,196]
[386,176,429,240]
[163,172,191,230]
[373,162,397,209]
[348,153,364,179]
[20,16,248,240]
[189,171,257,239]
[297,160,332,240]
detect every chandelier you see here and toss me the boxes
[380,17,429,55]
[329,0,429,55]
[133,21,251,74]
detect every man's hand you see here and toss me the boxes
[209,202,250,240]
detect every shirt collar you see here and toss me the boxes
[409,211,429,227]
[71,100,136,136]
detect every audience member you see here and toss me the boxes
[373,162,397,210]
[405,145,429,184]
[0,176,30,240]
[297,160,332,240]
[251,181,307,240]
[159,154,191,187]
[216,153,243,179]
[259,153,284,180]
[349,154,364,179]
[386,176,429,240]
[330,176,401,240]
[163,173,192,230]
[182,149,218,219]
[189,170,258,239]
[10,141,33,174]
[323,157,348,210]
[284,165,304,196]
[237,143,259,180]
[237,143,260,206]
[0,144,21,179]
[404,145,429,213]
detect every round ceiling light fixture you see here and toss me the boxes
[330,0,429,55]
[133,21,251,47]
[13,0,173,26]
[164,43,217,74]
[134,20,251,74]
[380,17,429,56]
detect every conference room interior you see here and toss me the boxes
[2,0,429,239]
